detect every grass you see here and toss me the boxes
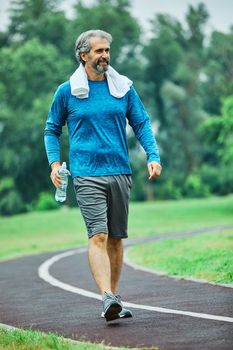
[127,230,233,284]
[128,195,233,237]
[0,196,232,349]
[0,328,144,350]
[0,208,87,260]
[0,195,233,260]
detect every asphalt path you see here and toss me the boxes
[0,226,233,350]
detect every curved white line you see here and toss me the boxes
[38,249,233,323]
[38,248,101,301]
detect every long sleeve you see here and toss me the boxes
[44,84,68,165]
[126,87,160,163]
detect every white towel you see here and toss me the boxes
[70,64,132,99]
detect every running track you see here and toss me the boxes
[0,226,233,349]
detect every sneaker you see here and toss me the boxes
[101,294,133,320]
[102,292,122,321]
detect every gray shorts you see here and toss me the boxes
[73,175,132,239]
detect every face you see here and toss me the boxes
[81,37,110,74]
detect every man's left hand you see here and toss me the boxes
[147,161,162,180]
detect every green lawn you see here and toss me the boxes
[128,195,233,237]
[0,328,142,350]
[127,229,233,284]
[0,195,233,260]
[0,208,86,260]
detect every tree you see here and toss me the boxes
[7,0,73,57]
[219,97,233,164]
[0,38,72,110]
[143,4,209,196]
[9,0,58,37]
[199,97,233,195]
[0,38,72,212]
[144,19,184,125]
[201,30,233,114]
[185,3,209,52]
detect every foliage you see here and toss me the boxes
[156,179,182,200]
[0,38,72,109]
[0,0,232,215]
[218,96,233,163]
[34,191,59,211]
[201,30,233,114]
[199,97,233,195]
[183,174,210,198]
[0,177,26,215]
[0,190,25,216]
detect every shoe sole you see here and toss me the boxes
[101,312,133,319]
[104,303,122,322]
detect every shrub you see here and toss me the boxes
[183,174,210,198]
[0,177,26,216]
[0,190,26,216]
[156,179,182,200]
[34,192,59,211]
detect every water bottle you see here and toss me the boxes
[55,162,69,203]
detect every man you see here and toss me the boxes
[44,29,162,322]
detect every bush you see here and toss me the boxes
[183,174,210,198]
[34,192,59,211]
[0,190,26,216]
[199,165,220,194]
[0,177,14,192]
[0,177,26,216]
[156,179,182,200]
[200,163,233,195]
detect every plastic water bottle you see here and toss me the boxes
[55,162,69,203]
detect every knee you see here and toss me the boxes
[108,237,122,248]
[91,233,108,247]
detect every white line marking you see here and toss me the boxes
[39,248,101,300]
[38,249,233,323]
[0,323,18,330]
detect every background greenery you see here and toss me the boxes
[0,0,233,215]
[1,196,232,261]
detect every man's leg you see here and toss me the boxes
[88,233,112,294]
[88,232,123,321]
[107,237,123,294]
[106,236,133,319]
[104,175,133,319]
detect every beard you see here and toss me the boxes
[91,58,109,73]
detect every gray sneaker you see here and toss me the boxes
[102,292,122,321]
[101,294,133,320]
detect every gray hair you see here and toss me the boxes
[75,29,112,64]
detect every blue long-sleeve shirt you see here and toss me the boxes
[44,79,160,178]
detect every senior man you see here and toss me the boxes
[44,29,162,322]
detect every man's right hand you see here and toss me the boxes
[50,162,62,188]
